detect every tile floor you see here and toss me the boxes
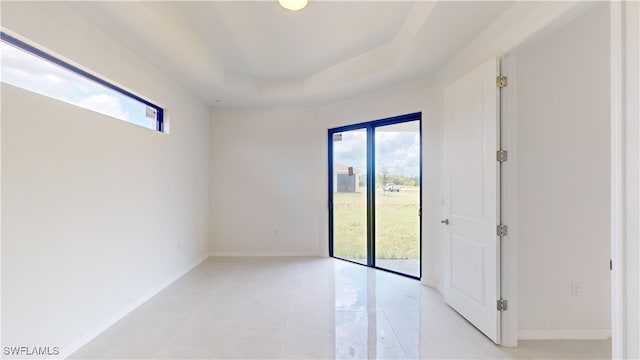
[70,257,611,359]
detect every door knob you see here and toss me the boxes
[441,219,449,225]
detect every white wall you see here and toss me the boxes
[209,106,325,256]
[1,2,210,357]
[209,79,445,285]
[511,3,611,338]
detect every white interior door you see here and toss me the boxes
[443,57,501,344]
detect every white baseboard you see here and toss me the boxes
[421,278,443,293]
[209,251,322,257]
[62,253,210,359]
[518,329,612,340]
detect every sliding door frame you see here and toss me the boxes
[328,112,422,279]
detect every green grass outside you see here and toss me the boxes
[333,186,420,260]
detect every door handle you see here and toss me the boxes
[441,219,449,225]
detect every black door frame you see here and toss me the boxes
[328,112,422,279]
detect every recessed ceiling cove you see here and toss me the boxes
[68,1,513,107]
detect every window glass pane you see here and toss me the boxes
[1,40,159,131]
[332,129,368,265]
[374,121,421,278]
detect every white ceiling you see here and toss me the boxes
[67,1,513,107]
[182,1,414,78]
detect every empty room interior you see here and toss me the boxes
[1,1,639,359]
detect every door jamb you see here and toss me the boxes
[499,3,626,351]
[500,55,519,347]
[609,2,628,358]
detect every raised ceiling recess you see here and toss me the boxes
[68,1,513,107]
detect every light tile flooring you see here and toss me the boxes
[71,257,611,359]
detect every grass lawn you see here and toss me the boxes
[333,186,420,260]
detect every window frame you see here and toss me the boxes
[0,31,164,132]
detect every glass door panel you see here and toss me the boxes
[332,128,367,265]
[374,121,421,277]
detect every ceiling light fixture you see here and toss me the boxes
[279,0,308,11]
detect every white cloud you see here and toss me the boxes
[78,94,130,121]
[334,131,366,154]
[375,130,420,176]
[331,128,421,176]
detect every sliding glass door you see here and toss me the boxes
[329,113,421,279]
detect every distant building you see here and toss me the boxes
[334,163,360,193]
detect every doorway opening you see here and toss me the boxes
[328,112,422,279]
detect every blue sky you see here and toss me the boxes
[333,127,420,177]
[0,41,155,130]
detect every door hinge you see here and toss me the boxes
[497,299,508,311]
[497,225,508,236]
[497,150,508,162]
[497,75,507,88]
[610,259,613,271]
